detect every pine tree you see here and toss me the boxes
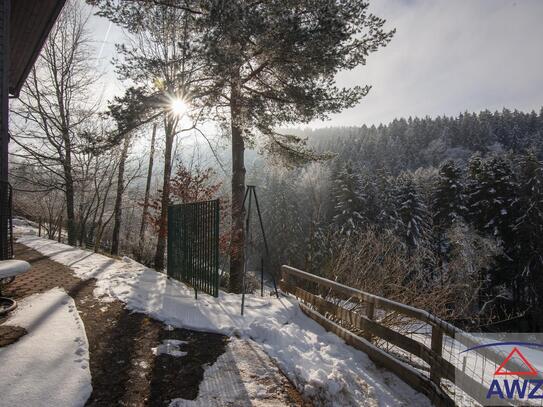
[333,162,364,234]
[467,155,517,239]
[513,153,543,314]
[433,160,466,228]
[358,171,381,227]
[201,1,395,292]
[393,173,431,250]
[262,176,304,269]
[467,154,519,320]
[376,169,398,229]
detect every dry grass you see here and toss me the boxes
[316,224,499,327]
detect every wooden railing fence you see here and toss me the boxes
[280,265,537,407]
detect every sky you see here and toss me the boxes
[89,0,543,128]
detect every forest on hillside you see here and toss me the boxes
[251,108,543,332]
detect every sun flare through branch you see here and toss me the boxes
[170,97,188,117]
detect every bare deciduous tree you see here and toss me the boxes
[10,0,101,245]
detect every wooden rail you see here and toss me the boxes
[280,265,529,407]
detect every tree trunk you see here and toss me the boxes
[48,214,54,239]
[138,123,157,260]
[154,118,175,270]
[78,200,88,247]
[63,135,77,246]
[94,166,116,252]
[79,219,86,248]
[229,70,245,293]
[111,136,130,255]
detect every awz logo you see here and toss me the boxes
[487,378,543,400]
[486,347,542,400]
[461,342,543,401]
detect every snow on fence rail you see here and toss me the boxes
[280,265,543,407]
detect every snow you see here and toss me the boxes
[152,339,188,357]
[0,287,92,407]
[15,233,431,407]
[0,259,31,278]
[170,338,300,407]
[11,217,39,236]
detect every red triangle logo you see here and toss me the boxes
[494,347,538,376]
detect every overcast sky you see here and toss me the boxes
[90,0,543,128]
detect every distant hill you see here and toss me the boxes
[286,108,543,174]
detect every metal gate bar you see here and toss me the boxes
[167,199,219,297]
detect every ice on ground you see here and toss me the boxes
[0,287,92,407]
[16,234,431,407]
[152,339,188,357]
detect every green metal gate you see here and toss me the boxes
[167,199,220,297]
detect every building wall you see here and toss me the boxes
[0,0,10,259]
[0,0,9,183]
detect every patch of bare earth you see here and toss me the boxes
[0,324,27,346]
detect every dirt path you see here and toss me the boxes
[0,243,306,406]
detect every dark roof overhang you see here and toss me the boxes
[9,0,67,97]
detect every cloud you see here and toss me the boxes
[316,0,543,127]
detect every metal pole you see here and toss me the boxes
[167,204,172,278]
[250,186,279,298]
[240,186,250,209]
[58,216,62,243]
[260,256,264,297]
[214,199,220,297]
[241,187,253,316]
[251,186,269,256]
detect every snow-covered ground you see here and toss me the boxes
[170,337,300,407]
[15,232,431,406]
[11,217,40,236]
[0,287,92,407]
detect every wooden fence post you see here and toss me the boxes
[430,326,443,386]
[280,265,288,290]
[364,300,375,342]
